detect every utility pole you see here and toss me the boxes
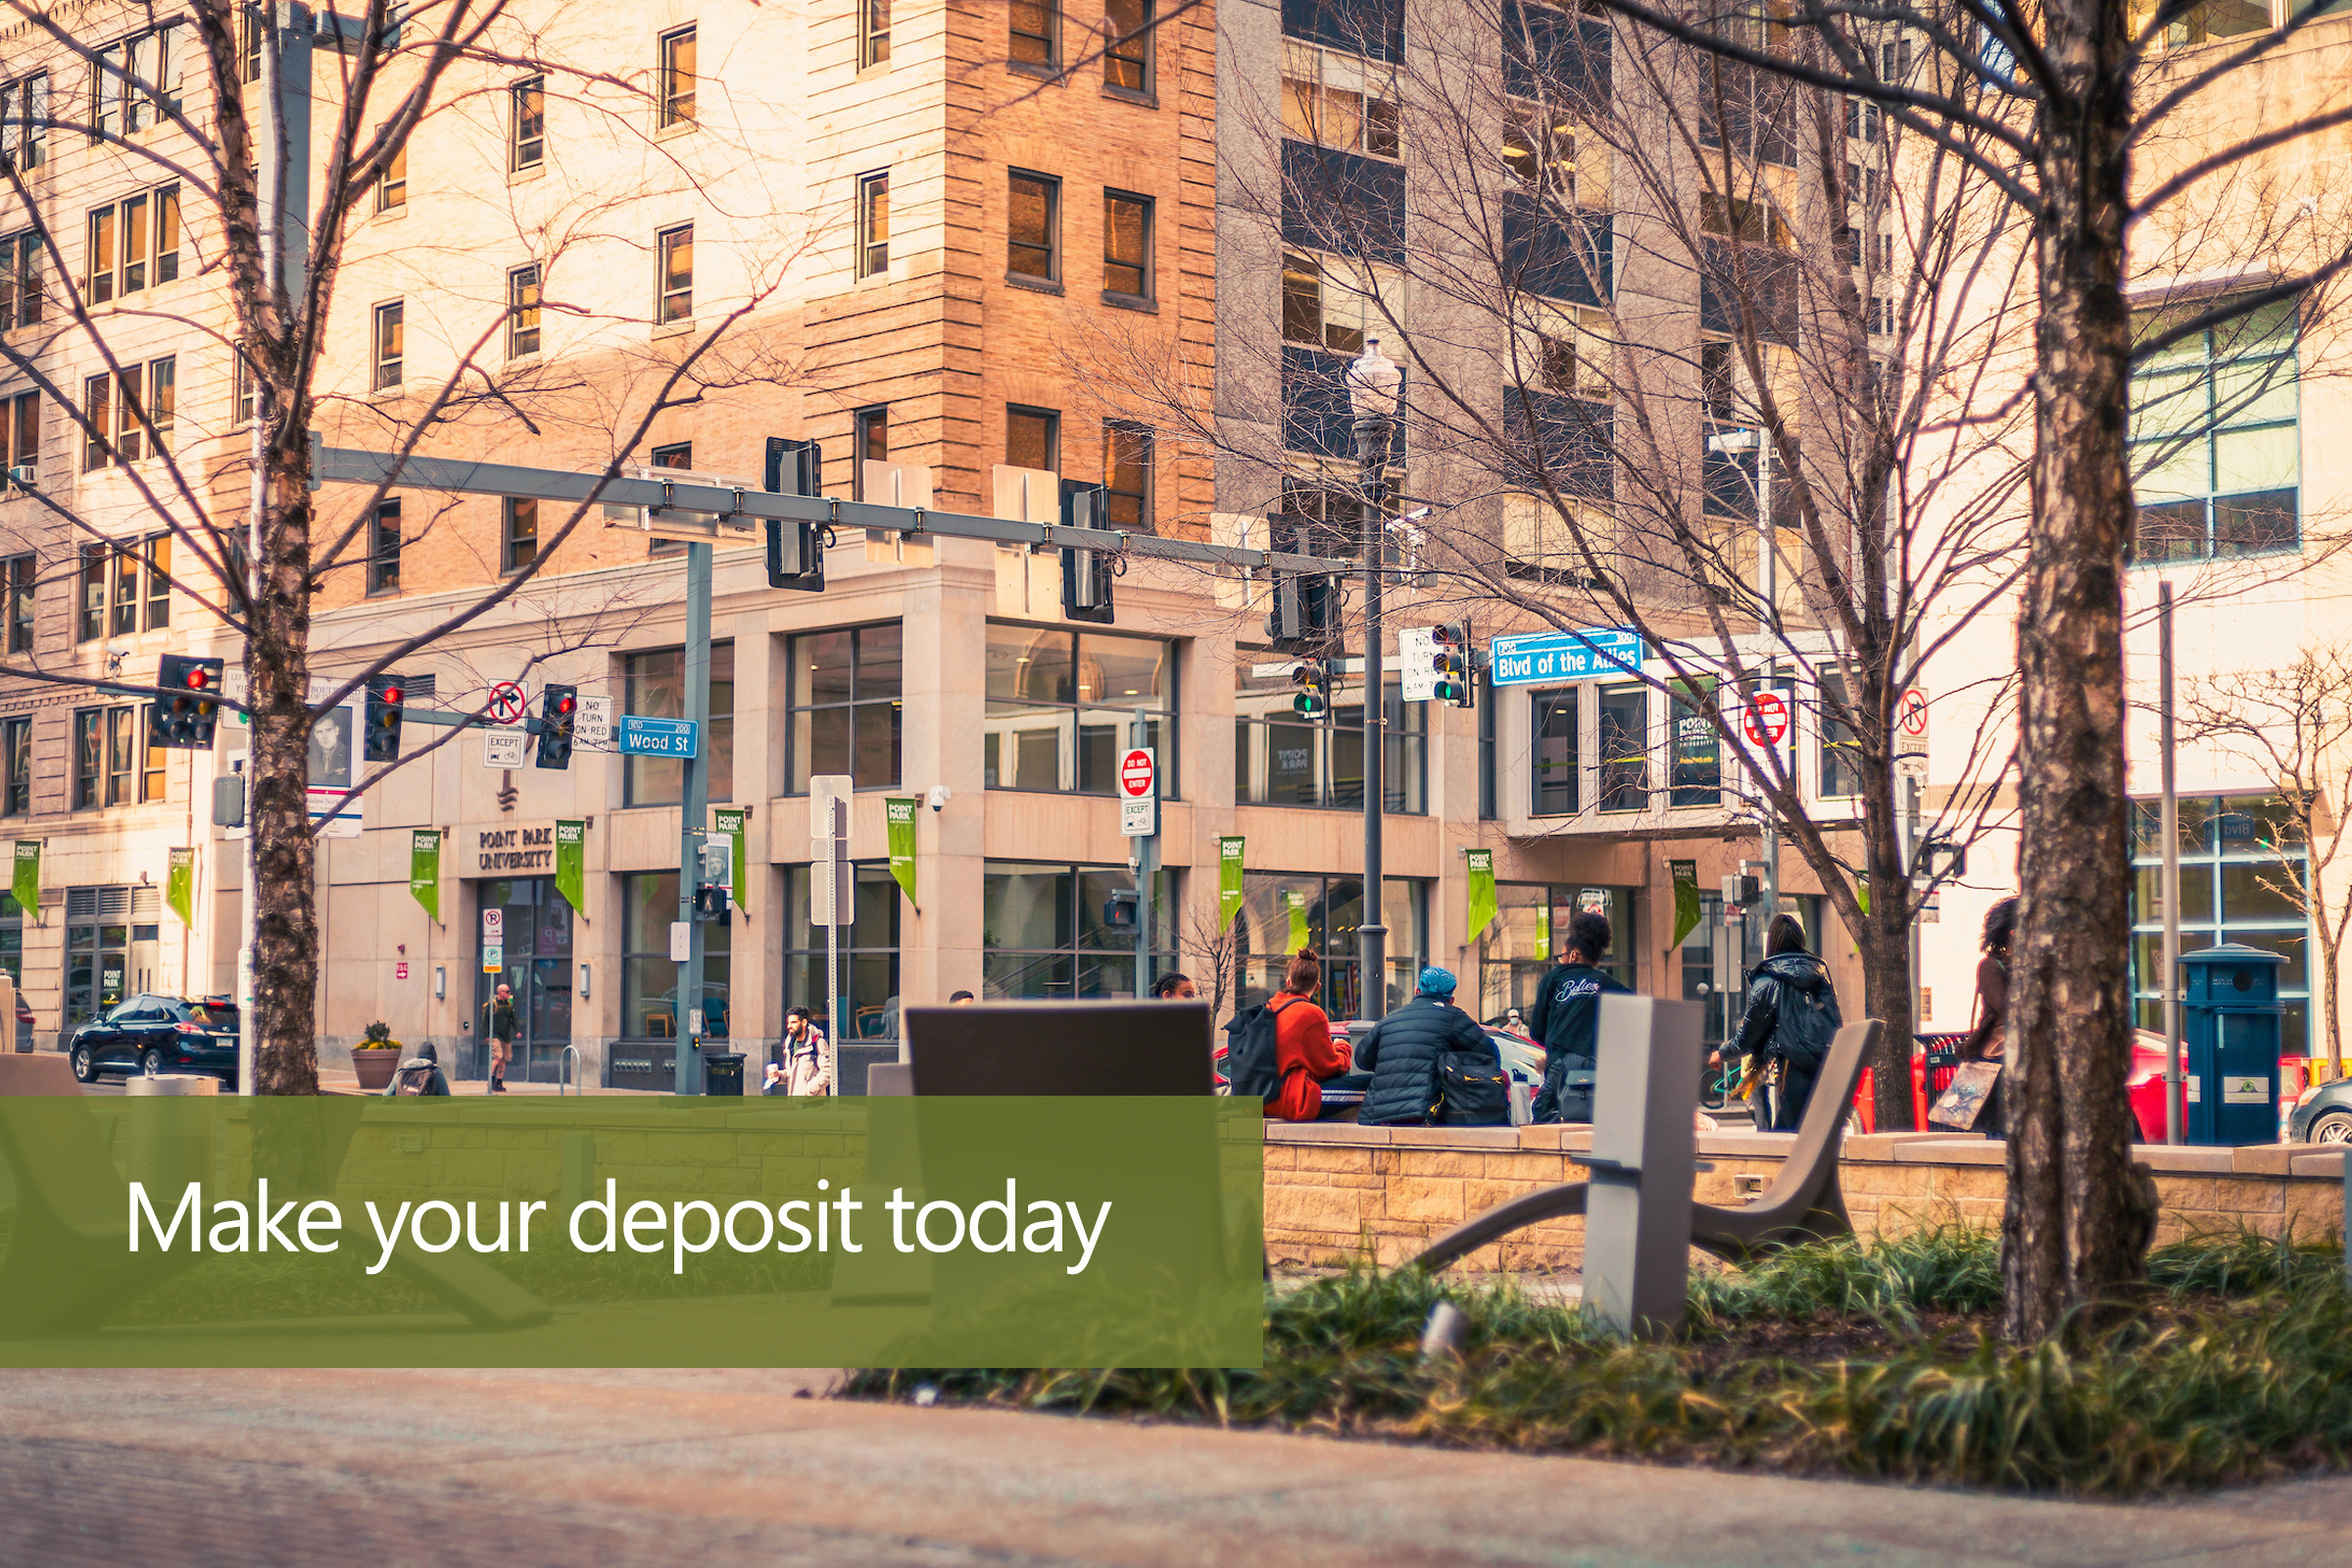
[1347,342,1403,1021]
[1755,436,1778,923]
[671,541,711,1092]
[2160,580,2183,1143]
[1130,705,1158,1000]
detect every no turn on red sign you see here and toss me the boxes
[1119,748,1157,838]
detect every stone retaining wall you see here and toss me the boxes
[1263,1123,2350,1271]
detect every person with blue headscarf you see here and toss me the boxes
[1354,966,1502,1126]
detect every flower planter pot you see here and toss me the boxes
[351,1047,403,1091]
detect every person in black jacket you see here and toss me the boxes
[1732,914,1843,1132]
[1526,910,1630,1123]
[1356,967,1499,1125]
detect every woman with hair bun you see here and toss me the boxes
[1263,948,1350,1121]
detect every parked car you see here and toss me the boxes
[1215,1014,1544,1121]
[66,995,241,1086]
[2289,1076,2352,1144]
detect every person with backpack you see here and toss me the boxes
[1732,913,1843,1132]
[382,1041,451,1096]
[1525,909,1630,1123]
[481,983,518,1093]
[1222,949,1348,1120]
[1355,967,1504,1126]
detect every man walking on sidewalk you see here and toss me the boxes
[482,983,518,1093]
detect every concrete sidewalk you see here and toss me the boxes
[4,1369,2349,1567]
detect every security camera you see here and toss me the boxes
[926,784,952,812]
[106,645,130,661]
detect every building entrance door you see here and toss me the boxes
[473,876,573,1084]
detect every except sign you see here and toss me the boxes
[1119,747,1157,839]
[481,943,504,974]
[1741,690,1791,748]
[615,714,700,758]
[1488,627,1645,687]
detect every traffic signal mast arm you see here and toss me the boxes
[313,446,1361,578]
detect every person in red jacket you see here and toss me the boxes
[1264,948,1350,1121]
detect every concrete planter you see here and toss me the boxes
[350,1047,403,1091]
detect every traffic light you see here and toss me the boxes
[535,683,577,770]
[1721,873,1761,907]
[152,655,224,750]
[693,838,731,921]
[363,674,405,761]
[1432,622,1474,709]
[762,435,827,593]
[1264,517,1336,653]
[1293,656,1332,719]
[1060,481,1115,624]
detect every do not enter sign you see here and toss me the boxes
[1119,749,1156,800]
[1741,691,1791,748]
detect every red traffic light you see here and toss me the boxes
[380,685,404,707]
[556,695,576,716]
[183,667,210,691]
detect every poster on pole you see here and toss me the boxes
[166,848,196,927]
[553,821,586,913]
[1218,837,1246,927]
[885,798,918,906]
[410,831,441,921]
[1465,849,1497,946]
[1669,859,1702,948]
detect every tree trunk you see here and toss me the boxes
[2005,0,2154,1342]
[248,444,321,1096]
[1858,808,1919,1133]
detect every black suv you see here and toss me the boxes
[67,995,241,1086]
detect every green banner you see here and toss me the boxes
[1285,889,1309,952]
[1218,837,1245,927]
[410,830,441,922]
[554,821,586,914]
[166,848,195,927]
[0,1097,1263,1370]
[1670,859,1702,948]
[12,840,37,921]
[1465,849,1496,947]
[1535,902,1551,961]
[884,799,917,906]
[712,808,746,908]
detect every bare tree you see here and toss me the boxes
[0,1,820,1091]
[1177,895,1242,1025]
[2179,648,2352,1082]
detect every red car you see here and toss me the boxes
[1914,1030,2179,1143]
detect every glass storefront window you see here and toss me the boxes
[1669,679,1721,807]
[981,860,1175,999]
[786,623,903,793]
[618,871,730,1042]
[1477,884,1641,1028]
[470,876,575,1082]
[2130,793,2313,1054]
[1234,655,1425,812]
[1233,870,1425,1018]
[784,862,903,1045]
[622,643,735,806]
[985,625,1177,797]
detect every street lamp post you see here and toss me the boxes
[1347,338,1403,1021]
[1706,425,1779,923]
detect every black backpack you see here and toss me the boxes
[1781,983,1839,1071]
[1433,1051,1510,1125]
[1223,999,1298,1102]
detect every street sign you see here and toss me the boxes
[481,943,504,974]
[1740,691,1791,748]
[395,961,409,981]
[668,920,691,961]
[481,907,504,941]
[1397,626,1440,702]
[575,693,613,751]
[488,681,528,724]
[615,714,700,758]
[1488,627,1645,687]
[483,730,527,768]
[1119,748,1157,838]
[1897,688,1930,738]
[809,774,853,841]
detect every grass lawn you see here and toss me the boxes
[846,1228,2352,1495]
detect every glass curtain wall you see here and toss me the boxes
[2132,795,2314,1055]
[985,625,1177,795]
[1235,659,1426,812]
[981,861,1175,999]
[1234,871,1425,1018]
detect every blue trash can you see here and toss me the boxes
[2179,944,2285,1146]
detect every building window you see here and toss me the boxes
[1103,421,1152,530]
[239,10,263,82]
[786,863,902,1046]
[1818,668,1860,799]
[92,24,182,142]
[76,545,103,642]
[1006,405,1059,472]
[1531,688,1577,814]
[1105,0,1152,92]
[1281,40,1401,159]
[987,625,1177,797]
[853,407,887,500]
[2,390,36,484]
[1700,192,1789,247]
[659,25,697,128]
[1668,679,1720,807]
[1501,100,1574,199]
[861,0,892,68]
[372,300,403,389]
[1699,58,1796,167]
[72,709,97,808]
[1478,689,1498,819]
[4,554,29,654]
[1007,171,1059,283]
[620,870,730,1041]
[142,533,169,629]
[1234,658,1425,813]
[1281,250,1403,355]
[234,344,256,423]
[981,861,1174,1000]
[1597,683,1647,810]
[368,499,402,595]
[622,642,735,807]
[1010,0,1059,68]
[1234,870,1425,1017]
[2131,296,2299,564]
[79,361,171,470]
[2131,795,2313,1054]
[83,186,179,304]
[1,716,27,816]
[1481,884,1639,1023]
[787,622,903,793]
[73,706,163,808]
[657,222,694,322]
[507,264,541,357]
[502,496,537,574]
[857,171,890,278]
[1102,189,1152,300]
[0,73,50,172]
[510,75,545,171]
[3,229,45,329]
[378,143,407,211]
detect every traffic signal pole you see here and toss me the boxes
[673,541,711,1094]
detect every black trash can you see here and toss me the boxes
[702,1051,746,1097]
